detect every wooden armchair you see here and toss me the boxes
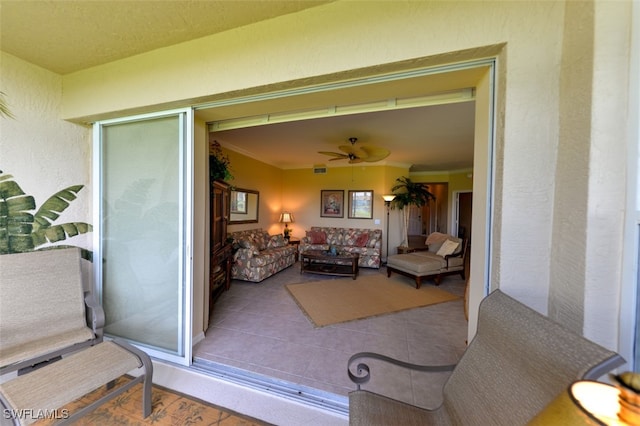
[0,248,152,425]
[347,290,624,425]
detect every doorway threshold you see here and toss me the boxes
[191,357,349,416]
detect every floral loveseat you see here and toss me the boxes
[228,228,297,282]
[298,227,382,268]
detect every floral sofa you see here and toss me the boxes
[298,226,382,268]
[228,228,297,282]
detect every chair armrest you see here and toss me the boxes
[85,292,105,340]
[444,238,467,268]
[348,352,456,390]
[443,252,461,268]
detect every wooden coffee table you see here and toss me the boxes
[300,250,359,280]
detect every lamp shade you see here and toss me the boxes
[382,194,396,202]
[279,212,294,224]
[529,381,625,425]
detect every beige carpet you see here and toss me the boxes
[286,273,460,327]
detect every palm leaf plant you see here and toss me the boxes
[0,170,93,260]
[390,176,436,247]
[0,91,15,119]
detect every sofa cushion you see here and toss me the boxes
[267,234,287,248]
[387,252,443,274]
[437,239,459,257]
[239,238,260,255]
[253,232,269,250]
[425,232,449,253]
[326,228,342,245]
[344,229,369,247]
[451,237,464,255]
[367,231,380,248]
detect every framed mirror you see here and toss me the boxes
[230,188,259,224]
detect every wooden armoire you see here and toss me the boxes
[210,180,232,306]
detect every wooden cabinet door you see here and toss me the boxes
[210,180,229,254]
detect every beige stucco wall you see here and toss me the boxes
[1,1,635,361]
[583,1,632,345]
[0,52,92,250]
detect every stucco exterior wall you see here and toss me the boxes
[584,1,631,346]
[0,52,92,251]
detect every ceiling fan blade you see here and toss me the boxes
[321,138,390,163]
[360,145,390,162]
[318,151,348,159]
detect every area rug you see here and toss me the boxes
[286,273,460,327]
[34,376,269,426]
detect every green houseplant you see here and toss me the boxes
[209,140,233,182]
[390,176,435,247]
[0,91,14,119]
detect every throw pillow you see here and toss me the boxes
[239,239,260,255]
[307,230,327,244]
[437,239,459,257]
[355,233,369,247]
[253,233,268,251]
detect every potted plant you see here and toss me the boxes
[390,176,435,247]
[209,140,233,182]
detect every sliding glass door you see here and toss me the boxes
[93,109,193,365]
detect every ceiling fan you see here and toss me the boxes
[318,137,390,164]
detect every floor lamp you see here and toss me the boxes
[382,195,396,264]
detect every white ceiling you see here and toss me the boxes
[209,99,476,171]
[1,0,476,172]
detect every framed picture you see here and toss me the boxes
[230,190,247,214]
[320,190,344,218]
[348,190,374,219]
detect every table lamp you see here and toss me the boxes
[528,380,634,425]
[279,212,294,239]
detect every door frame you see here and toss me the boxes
[452,190,473,238]
[195,58,497,338]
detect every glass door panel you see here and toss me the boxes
[94,109,193,365]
